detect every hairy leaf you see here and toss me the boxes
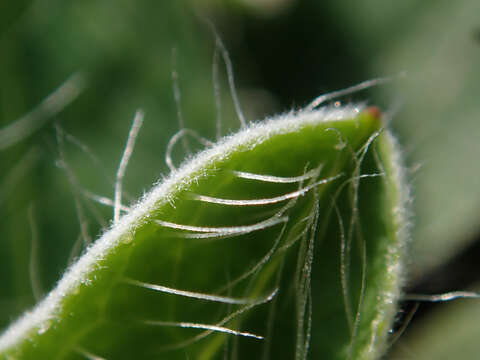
[0,105,408,360]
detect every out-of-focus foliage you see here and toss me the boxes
[391,283,480,360]
[0,0,218,330]
[1,0,480,358]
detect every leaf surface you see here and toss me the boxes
[0,105,408,360]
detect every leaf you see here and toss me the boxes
[0,105,408,359]
[371,0,480,272]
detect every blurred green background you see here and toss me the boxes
[1,0,480,358]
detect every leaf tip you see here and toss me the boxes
[364,106,382,122]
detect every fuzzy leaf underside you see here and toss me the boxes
[0,105,408,360]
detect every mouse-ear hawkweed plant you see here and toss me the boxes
[0,92,409,359]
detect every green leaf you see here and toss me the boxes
[0,105,408,359]
[371,0,480,272]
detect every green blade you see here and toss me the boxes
[0,105,408,360]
